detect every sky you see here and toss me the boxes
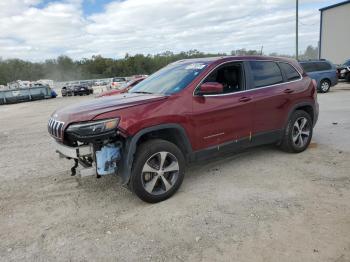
[0,0,342,61]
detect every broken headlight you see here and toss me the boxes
[66,118,119,137]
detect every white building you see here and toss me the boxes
[319,1,350,64]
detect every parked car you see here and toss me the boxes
[110,77,127,89]
[79,81,94,94]
[299,60,337,93]
[61,86,73,97]
[72,85,91,96]
[337,59,350,82]
[61,85,92,96]
[97,77,146,97]
[48,56,319,203]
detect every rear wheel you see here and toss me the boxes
[130,139,185,203]
[319,79,330,93]
[280,110,313,153]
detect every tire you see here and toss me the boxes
[346,73,350,82]
[280,110,313,153]
[318,79,331,93]
[129,139,185,203]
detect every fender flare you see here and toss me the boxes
[285,101,317,128]
[119,124,192,185]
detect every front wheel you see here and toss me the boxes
[280,110,313,153]
[130,139,185,203]
[346,73,350,82]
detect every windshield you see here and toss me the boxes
[343,60,350,66]
[129,62,208,95]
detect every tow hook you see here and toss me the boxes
[71,159,79,176]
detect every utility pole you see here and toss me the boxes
[296,0,299,60]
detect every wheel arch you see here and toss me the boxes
[320,77,331,85]
[286,102,316,128]
[119,124,192,185]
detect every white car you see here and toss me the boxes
[110,77,127,89]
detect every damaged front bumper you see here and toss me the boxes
[54,140,92,159]
[53,140,121,179]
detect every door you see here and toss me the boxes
[191,62,254,151]
[246,60,302,137]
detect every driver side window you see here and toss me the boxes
[203,62,244,94]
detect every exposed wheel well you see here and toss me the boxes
[136,128,190,157]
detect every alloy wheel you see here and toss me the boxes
[141,151,180,195]
[321,81,330,92]
[292,117,311,148]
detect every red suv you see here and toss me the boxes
[48,56,319,203]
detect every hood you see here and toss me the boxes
[52,93,166,124]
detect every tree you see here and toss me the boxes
[0,46,319,85]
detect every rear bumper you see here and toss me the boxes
[53,140,92,159]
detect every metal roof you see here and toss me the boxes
[319,0,350,11]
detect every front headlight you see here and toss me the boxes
[66,118,119,137]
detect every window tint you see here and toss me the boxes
[315,62,331,71]
[301,61,331,72]
[279,63,300,81]
[202,63,243,94]
[300,62,317,72]
[249,61,283,88]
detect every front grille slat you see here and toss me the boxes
[48,117,64,139]
[57,123,63,137]
[53,122,59,137]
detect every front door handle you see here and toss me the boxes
[239,97,252,103]
[284,88,294,94]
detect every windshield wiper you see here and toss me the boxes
[132,91,154,94]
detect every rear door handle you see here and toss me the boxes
[284,89,294,94]
[239,97,252,103]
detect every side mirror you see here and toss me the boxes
[198,82,223,95]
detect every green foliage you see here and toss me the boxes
[0,47,319,85]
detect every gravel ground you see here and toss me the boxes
[1,83,350,262]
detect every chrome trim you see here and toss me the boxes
[204,132,225,139]
[48,117,64,139]
[193,59,303,98]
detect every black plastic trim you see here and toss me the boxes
[119,124,193,184]
[285,101,318,128]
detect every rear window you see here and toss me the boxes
[279,62,300,81]
[113,77,126,82]
[301,61,331,72]
[315,62,331,71]
[249,61,283,88]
